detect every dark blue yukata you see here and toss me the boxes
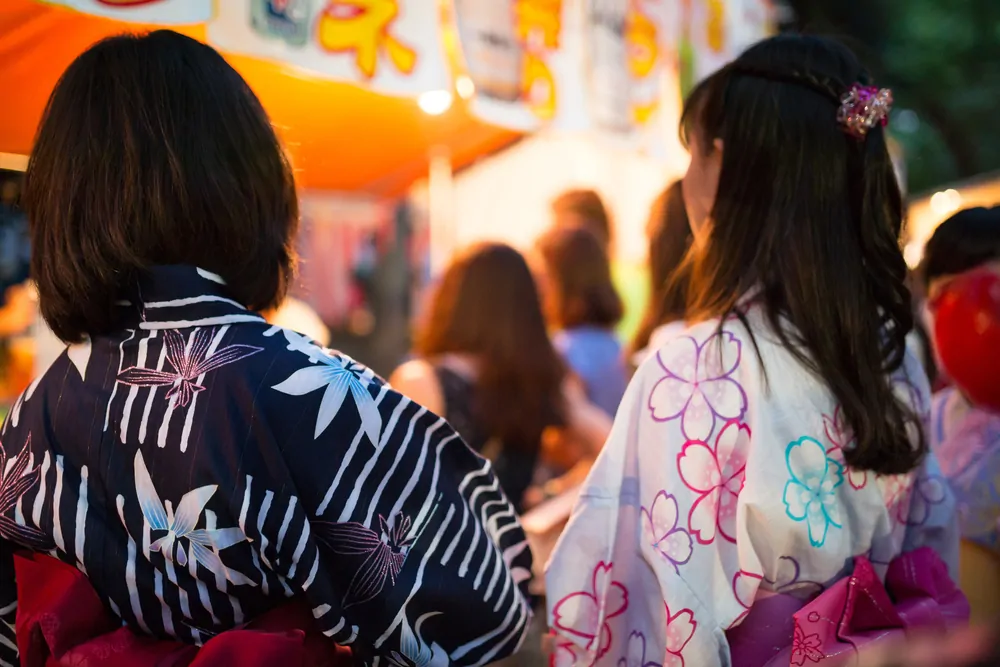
[0,266,533,666]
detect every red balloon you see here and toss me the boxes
[932,269,1000,411]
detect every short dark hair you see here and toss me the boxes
[680,34,921,476]
[551,189,613,251]
[24,30,298,343]
[920,206,1000,288]
[536,226,623,329]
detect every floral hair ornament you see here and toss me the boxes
[837,83,893,139]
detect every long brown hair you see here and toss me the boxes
[415,243,566,451]
[631,182,692,354]
[536,227,623,330]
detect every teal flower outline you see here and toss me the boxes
[782,436,844,547]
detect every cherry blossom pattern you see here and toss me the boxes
[647,333,748,442]
[677,420,750,544]
[881,470,948,526]
[822,406,867,490]
[791,625,824,665]
[313,513,415,608]
[271,347,381,444]
[730,571,762,628]
[552,561,629,661]
[132,451,254,585]
[731,558,825,627]
[0,435,51,549]
[641,491,693,571]
[783,437,844,548]
[663,604,696,667]
[767,556,824,597]
[117,328,262,408]
[618,632,661,667]
[552,640,587,667]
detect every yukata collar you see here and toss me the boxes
[126,266,266,331]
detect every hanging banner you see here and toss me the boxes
[687,0,773,85]
[456,0,586,132]
[41,0,212,24]
[208,0,451,96]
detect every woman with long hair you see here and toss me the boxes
[630,180,693,364]
[391,243,610,513]
[546,34,961,666]
[536,226,628,417]
[1,31,531,666]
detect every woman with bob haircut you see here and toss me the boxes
[545,34,963,666]
[0,30,532,666]
[535,226,628,417]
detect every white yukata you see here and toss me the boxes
[546,307,958,667]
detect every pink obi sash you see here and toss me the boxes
[725,547,970,666]
[13,552,353,667]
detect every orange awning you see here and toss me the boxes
[0,1,519,195]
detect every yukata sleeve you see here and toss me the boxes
[0,542,15,667]
[902,451,960,580]
[259,350,533,666]
[546,331,764,667]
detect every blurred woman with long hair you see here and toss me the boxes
[391,243,610,513]
[630,180,693,364]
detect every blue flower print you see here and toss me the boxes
[783,437,845,547]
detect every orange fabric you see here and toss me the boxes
[0,1,519,195]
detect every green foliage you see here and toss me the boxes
[785,0,1000,192]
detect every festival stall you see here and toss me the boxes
[0,0,774,404]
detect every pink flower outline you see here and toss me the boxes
[790,625,824,665]
[647,333,748,442]
[117,328,262,408]
[552,561,629,660]
[664,603,696,667]
[677,420,750,544]
[641,491,693,572]
[823,406,868,490]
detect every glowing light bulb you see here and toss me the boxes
[929,188,963,217]
[456,75,476,100]
[418,90,453,116]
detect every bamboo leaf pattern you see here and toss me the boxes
[0,435,51,550]
[118,328,262,408]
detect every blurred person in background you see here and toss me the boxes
[2,30,532,666]
[546,34,963,667]
[0,177,34,414]
[535,226,628,418]
[921,206,1000,623]
[551,189,613,253]
[390,242,611,514]
[263,294,331,346]
[550,189,648,342]
[630,180,693,366]
[856,620,1000,667]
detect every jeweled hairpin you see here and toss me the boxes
[837,83,893,139]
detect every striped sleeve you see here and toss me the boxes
[262,364,534,665]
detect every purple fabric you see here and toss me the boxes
[726,547,969,667]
